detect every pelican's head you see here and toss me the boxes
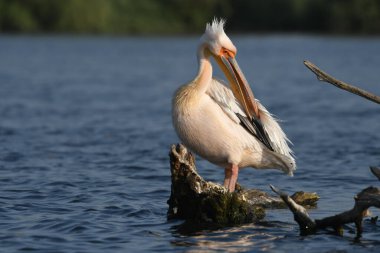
[200,19,259,119]
[200,19,236,58]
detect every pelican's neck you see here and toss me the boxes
[193,44,212,94]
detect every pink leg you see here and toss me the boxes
[223,164,239,192]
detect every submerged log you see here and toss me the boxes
[271,167,380,237]
[167,144,319,227]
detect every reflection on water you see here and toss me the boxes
[171,220,380,252]
[172,223,289,252]
[0,35,379,252]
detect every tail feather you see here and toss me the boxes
[257,101,296,170]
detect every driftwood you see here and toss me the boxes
[302,61,380,238]
[304,60,380,104]
[271,166,380,237]
[167,144,319,227]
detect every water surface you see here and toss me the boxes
[0,35,379,252]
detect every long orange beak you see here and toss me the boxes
[213,54,259,120]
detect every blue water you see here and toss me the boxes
[0,35,379,252]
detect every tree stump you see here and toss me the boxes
[167,144,320,227]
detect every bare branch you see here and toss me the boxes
[304,60,380,104]
[271,173,380,237]
[270,185,316,235]
[316,186,380,237]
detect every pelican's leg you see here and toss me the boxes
[223,164,239,192]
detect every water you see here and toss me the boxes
[0,35,379,252]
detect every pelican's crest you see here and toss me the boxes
[205,18,226,38]
[201,18,235,56]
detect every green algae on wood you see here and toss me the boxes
[167,144,265,225]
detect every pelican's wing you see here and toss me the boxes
[207,79,274,151]
[207,79,244,124]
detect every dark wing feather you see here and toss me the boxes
[236,113,274,151]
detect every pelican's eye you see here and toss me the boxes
[220,48,235,58]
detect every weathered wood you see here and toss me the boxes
[315,186,380,237]
[270,185,317,235]
[271,168,380,237]
[304,60,380,104]
[167,144,319,227]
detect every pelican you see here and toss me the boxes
[172,19,295,192]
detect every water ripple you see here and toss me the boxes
[0,35,379,252]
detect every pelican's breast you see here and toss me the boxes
[172,83,251,167]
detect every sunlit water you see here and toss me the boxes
[0,35,379,252]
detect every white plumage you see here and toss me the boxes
[207,79,295,164]
[172,19,295,192]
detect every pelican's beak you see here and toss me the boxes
[214,53,259,120]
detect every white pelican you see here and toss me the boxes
[172,19,295,192]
